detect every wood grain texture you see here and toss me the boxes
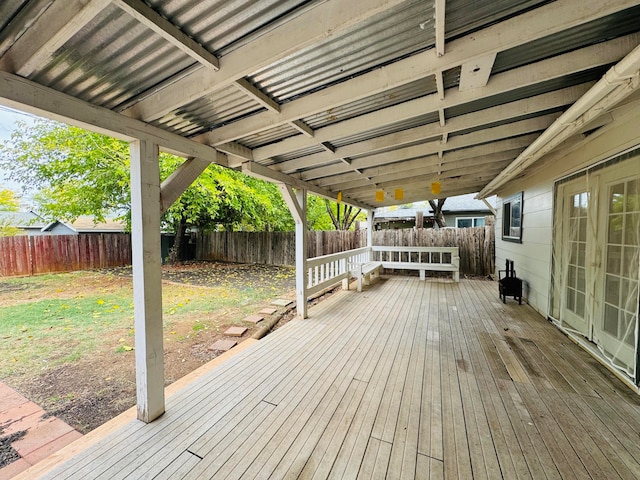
[33,277,640,480]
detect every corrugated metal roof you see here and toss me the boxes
[445,0,552,40]
[493,5,640,74]
[30,3,195,109]
[147,0,318,56]
[0,0,44,56]
[249,0,435,103]
[331,112,441,148]
[445,66,609,119]
[447,109,561,138]
[153,84,262,136]
[237,123,300,149]
[301,77,437,130]
[270,144,326,164]
[0,1,29,31]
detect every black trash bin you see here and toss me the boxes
[498,259,522,304]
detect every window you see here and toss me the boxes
[456,217,486,228]
[502,192,523,242]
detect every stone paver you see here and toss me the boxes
[0,384,29,412]
[0,382,82,479]
[22,430,83,466]
[12,418,75,458]
[271,299,293,307]
[224,326,248,337]
[0,459,30,480]
[208,339,237,352]
[243,314,264,324]
[258,307,277,315]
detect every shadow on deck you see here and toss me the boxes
[20,276,640,479]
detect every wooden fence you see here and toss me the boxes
[0,234,131,277]
[197,227,494,275]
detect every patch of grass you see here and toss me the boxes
[0,269,291,379]
[192,322,206,332]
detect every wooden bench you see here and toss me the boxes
[351,261,383,292]
[372,246,460,282]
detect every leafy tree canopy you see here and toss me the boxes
[0,119,347,239]
[0,188,19,211]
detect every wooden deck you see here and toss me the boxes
[36,276,640,479]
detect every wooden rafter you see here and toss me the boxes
[250,33,639,162]
[194,0,637,146]
[113,0,219,70]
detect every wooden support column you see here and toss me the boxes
[367,210,374,249]
[280,184,308,319]
[130,139,165,423]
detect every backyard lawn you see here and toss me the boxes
[0,262,296,433]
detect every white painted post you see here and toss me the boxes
[367,209,374,261]
[279,185,308,318]
[130,139,165,423]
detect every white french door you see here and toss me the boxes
[593,171,640,374]
[558,184,591,336]
[554,155,640,377]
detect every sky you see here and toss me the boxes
[0,106,38,197]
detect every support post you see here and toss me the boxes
[130,139,165,422]
[280,184,308,318]
[367,209,374,260]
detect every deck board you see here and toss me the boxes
[37,277,640,479]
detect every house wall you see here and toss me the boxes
[495,98,640,317]
[47,223,76,235]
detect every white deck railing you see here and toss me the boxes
[305,245,461,297]
[306,246,371,296]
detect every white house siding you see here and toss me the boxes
[495,98,640,318]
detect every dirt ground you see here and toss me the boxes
[2,261,300,434]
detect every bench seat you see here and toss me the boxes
[348,261,383,292]
[380,261,460,282]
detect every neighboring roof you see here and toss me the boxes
[438,194,496,214]
[42,217,126,233]
[70,217,126,233]
[375,194,494,219]
[0,210,46,229]
[1,1,639,207]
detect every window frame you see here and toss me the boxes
[455,216,486,228]
[502,192,523,243]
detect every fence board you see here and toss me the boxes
[196,227,494,276]
[0,234,131,277]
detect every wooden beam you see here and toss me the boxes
[234,78,280,112]
[298,83,585,181]
[434,0,445,57]
[343,165,506,196]
[0,71,226,163]
[242,161,372,210]
[113,0,219,70]
[160,157,211,214]
[275,96,565,177]
[130,139,164,423]
[482,198,497,216]
[279,185,308,319]
[289,120,314,138]
[124,0,408,121]
[196,0,637,146]
[251,32,640,162]
[329,149,524,191]
[0,0,110,76]
[215,141,253,160]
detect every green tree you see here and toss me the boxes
[0,188,19,211]
[0,188,21,236]
[0,119,296,258]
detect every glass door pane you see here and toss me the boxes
[595,178,640,375]
[560,189,591,334]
